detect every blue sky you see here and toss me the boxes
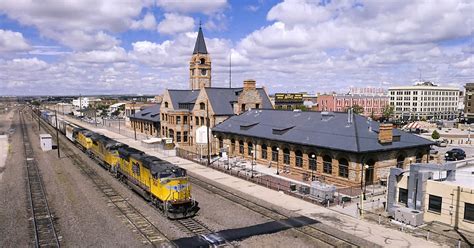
[0,0,473,96]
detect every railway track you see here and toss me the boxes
[33,109,172,248]
[19,110,61,247]
[188,176,378,248]
[174,217,212,236]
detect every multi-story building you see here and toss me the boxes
[389,82,460,121]
[316,92,389,117]
[160,26,273,150]
[464,83,474,123]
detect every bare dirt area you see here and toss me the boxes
[0,109,30,247]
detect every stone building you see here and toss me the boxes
[464,83,474,123]
[160,26,273,148]
[317,93,389,117]
[129,104,160,137]
[212,109,433,187]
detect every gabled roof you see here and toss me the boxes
[129,104,160,122]
[212,109,434,153]
[193,26,208,54]
[168,90,200,110]
[205,87,273,116]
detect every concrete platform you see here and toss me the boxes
[62,115,445,247]
[0,135,8,181]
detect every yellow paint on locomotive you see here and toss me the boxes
[150,177,191,203]
[76,132,92,150]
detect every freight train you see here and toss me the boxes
[37,110,199,219]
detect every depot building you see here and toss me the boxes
[212,109,434,187]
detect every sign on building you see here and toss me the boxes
[274,93,304,103]
[195,126,211,144]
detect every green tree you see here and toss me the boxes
[382,105,394,119]
[350,104,364,115]
[431,130,440,140]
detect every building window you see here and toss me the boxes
[239,140,244,154]
[201,117,205,126]
[183,131,188,142]
[241,104,246,112]
[295,150,303,167]
[283,148,290,165]
[261,144,267,159]
[184,116,188,124]
[464,203,474,222]
[169,129,174,141]
[176,132,181,142]
[428,194,442,213]
[323,155,332,174]
[396,155,405,168]
[200,102,205,110]
[248,142,253,156]
[398,188,408,206]
[338,158,349,178]
[165,102,169,108]
[218,138,223,148]
[195,117,199,125]
[271,146,278,162]
[309,153,316,171]
[256,103,260,109]
[176,116,181,124]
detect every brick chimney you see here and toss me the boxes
[378,123,393,144]
[243,79,256,90]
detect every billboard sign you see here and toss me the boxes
[196,126,211,144]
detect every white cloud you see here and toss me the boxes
[71,47,128,63]
[44,30,120,51]
[156,0,227,14]
[130,12,157,30]
[0,29,30,53]
[158,13,195,35]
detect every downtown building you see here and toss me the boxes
[388,82,460,121]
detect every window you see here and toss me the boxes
[183,131,188,142]
[398,188,408,206]
[295,150,303,167]
[200,102,205,110]
[200,117,204,126]
[323,155,332,174]
[218,138,223,148]
[248,142,253,156]
[239,140,244,154]
[183,116,188,124]
[261,144,267,159]
[338,158,349,178]
[428,194,442,213]
[283,148,290,165]
[200,58,205,64]
[271,146,278,162]
[176,116,181,124]
[164,102,169,108]
[464,203,474,222]
[195,117,199,125]
[309,153,316,171]
[241,104,246,112]
[176,132,181,142]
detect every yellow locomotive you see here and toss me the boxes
[71,128,199,219]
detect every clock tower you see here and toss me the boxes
[189,25,211,90]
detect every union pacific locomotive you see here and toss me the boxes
[38,110,199,219]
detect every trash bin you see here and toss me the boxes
[290,183,297,191]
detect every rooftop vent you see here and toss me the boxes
[240,122,259,130]
[272,126,294,135]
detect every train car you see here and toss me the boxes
[65,122,80,142]
[75,129,94,151]
[89,134,127,173]
[117,147,199,219]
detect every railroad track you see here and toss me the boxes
[188,176,377,248]
[174,217,212,236]
[32,109,172,248]
[19,110,61,247]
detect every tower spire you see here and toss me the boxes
[193,24,208,54]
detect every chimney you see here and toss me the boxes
[243,79,256,90]
[378,123,393,144]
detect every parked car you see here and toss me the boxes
[429,147,439,155]
[435,139,448,147]
[445,148,466,161]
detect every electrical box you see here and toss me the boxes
[40,134,52,151]
[394,207,424,226]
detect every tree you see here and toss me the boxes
[382,105,394,119]
[350,104,364,115]
[431,130,440,140]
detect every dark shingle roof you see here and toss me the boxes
[168,90,200,110]
[205,87,273,116]
[193,26,208,54]
[212,109,433,153]
[130,104,161,123]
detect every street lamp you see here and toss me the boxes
[226,145,230,170]
[276,147,280,175]
[362,164,369,200]
[311,154,316,181]
[251,150,255,178]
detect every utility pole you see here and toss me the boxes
[55,110,60,158]
[206,99,211,166]
[79,94,82,118]
[133,102,137,140]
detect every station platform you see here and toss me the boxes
[62,115,443,247]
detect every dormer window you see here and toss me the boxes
[164,102,169,108]
[200,102,205,110]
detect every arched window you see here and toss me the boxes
[164,101,169,108]
[295,150,303,167]
[247,142,253,156]
[365,159,375,185]
[271,146,279,162]
[396,155,405,168]
[239,140,244,154]
[261,144,268,159]
[200,58,205,64]
[323,155,332,174]
[338,158,349,178]
[309,152,316,171]
[230,139,235,153]
[283,148,290,165]
[200,102,205,110]
[169,129,174,140]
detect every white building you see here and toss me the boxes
[72,97,89,109]
[109,102,125,115]
[389,82,460,121]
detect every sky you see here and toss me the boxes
[0,0,473,96]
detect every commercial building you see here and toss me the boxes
[464,83,474,123]
[387,163,474,231]
[160,26,273,149]
[129,104,161,137]
[317,93,389,118]
[388,82,460,121]
[212,109,433,187]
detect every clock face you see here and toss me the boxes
[201,69,207,76]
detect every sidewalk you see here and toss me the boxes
[63,115,445,247]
